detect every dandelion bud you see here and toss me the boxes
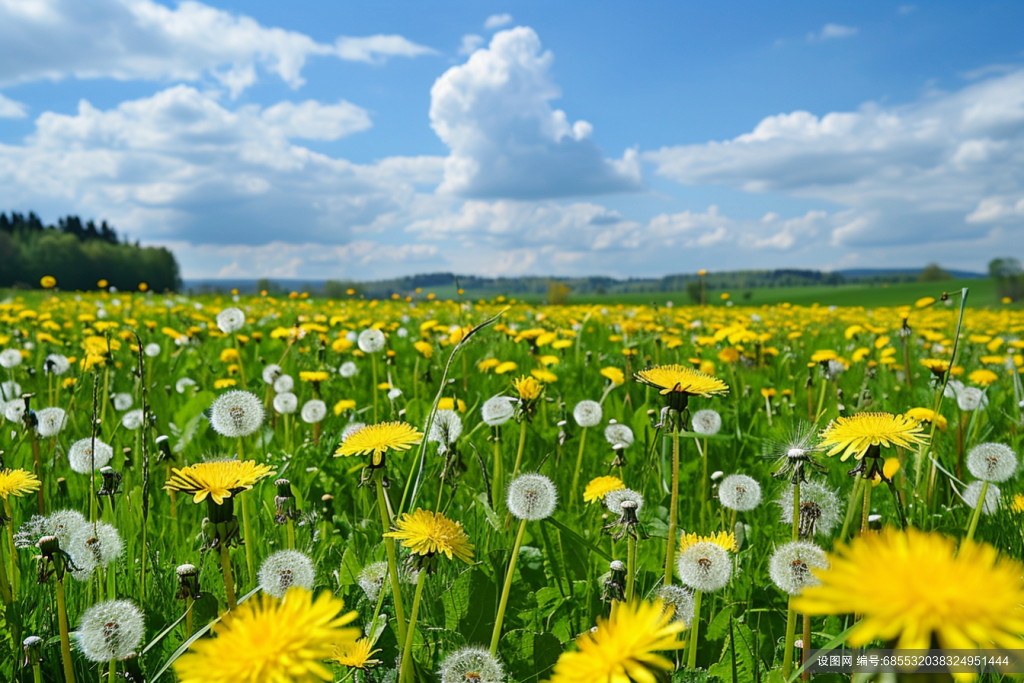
[209,390,264,438]
[963,481,1000,514]
[216,307,246,334]
[506,473,558,521]
[966,443,1017,483]
[438,647,505,683]
[258,550,315,598]
[573,400,603,428]
[691,409,722,436]
[274,479,298,523]
[657,585,695,626]
[75,599,145,662]
[677,541,732,593]
[358,328,386,353]
[718,474,762,512]
[769,541,829,595]
[68,438,113,473]
[481,395,515,427]
[602,560,627,603]
[358,561,389,602]
[176,564,201,600]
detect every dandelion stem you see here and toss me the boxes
[0,540,12,604]
[511,420,527,481]
[801,612,811,681]
[965,480,989,542]
[839,473,864,542]
[108,659,116,682]
[860,475,873,535]
[371,354,379,424]
[185,595,194,638]
[55,578,76,683]
[569,427,588,508]
[491,435,503,512]
[400,571,427,683]
[626,534,636,602]
[782,597,797,679]
[700,437,709,531]
[286,518,295,550]
[491,517,527,655]
[4,499,17,597]
[686,590,702,668]
[791,481,801,542]
[375,476,408,647]
[664,424,681,585]
[219,542,237,610]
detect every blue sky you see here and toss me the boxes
[1,0,1022,280]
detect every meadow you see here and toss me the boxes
[0,283,1022,683]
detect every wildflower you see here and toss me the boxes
[274,375,294,393]
[548,600,685,683]
[635,364,729,411]
[513,375,543,402]
[334,422,423,467]
[35,407,67,437]
[969,369,998,387]
[68,438,114,473]
[904,407,948,432]
[818,412,926,462]
[165,460,275,505]
[794,529,1024,655]
[481,395,515,426]
[209,390,264,438]
[604,422,634,449]
[966,443,1017,482]
[718,474,762,512]
[963,481,1000,514]
[956,387,988,411]
[428,410,463,455]
[775,481,843,538]
[600,367,625,386]
[67,521,123,580]
[0,349,22,369]
[691,408,722,435]
[273,392,298,414]
[262,364,282,384]
[175,377,197,394]
[656,585,695,626]
[604,488,644,514]
[332,399,356,415]
[573,400,603,427]
[113,393,133,411]
[300,399,327,424]
[507,473,558,521]
[174,587,359,683]
[333,638,381,669]
[384,509,474,564]
[768,541,829,595]
[216,307,245,334]
[121,409,144,430]
[75,600,145,662]
[677,540,732,593]
[258,550,316,598]
[0,468,41,500]
[299,371,330,383]
[438,647,504,683]
[357,328,386,353]
[584,475,625,504]
[357,561,389,602]
[339,361,358,378]
[43,353,70,375]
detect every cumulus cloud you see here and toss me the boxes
[0,93,27,118]
[0,0,434,96]
[458,34,485,56]
[809,23,858,41]
[646,68,1024,248]
[484,13,513,30]
[430,27,642,199]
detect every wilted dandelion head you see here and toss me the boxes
[339,361,358,378]
[358,328,386,353]
[573,400,603,428]
[769,541,829,595]
[75,599,145,662]
[69,438,113,474]
[0,348,22,369]
[481,395,515,426]
[428,410,463,455]
[113,393,133,411]
[273,392,298,415]
[967,443,1017,483]
[677,541,732,592]
[216,307,246,334]
[775,481,843,538]
[956,387,987,412]
[357,561,389,602]
[507,473,558,521]
[121,409,144,431]
[963,481,1000,515]
[258,550,316,598]
[691,409,722,435]
[44,353,70,375]
[656,585,695,625]
[300,399,327,424]
[718,474,762,512]
[274,375,294,393]
[604,488,644,514]
[438,647,504,683]
[209,390,264,438]
[604,422,634,448]
[35,407,67,437]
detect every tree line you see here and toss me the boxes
[0,211,181,292]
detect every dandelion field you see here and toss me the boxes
[1,287,1023,683]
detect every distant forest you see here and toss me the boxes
[0,212,180,292]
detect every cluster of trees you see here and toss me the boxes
[0,211,181,292]
[990,258,1023,301]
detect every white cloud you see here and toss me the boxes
[0,93,27,118]
[0,0,434,96]
[808,23,858,41]
[430,27,642,199]
[646,68,1024,248]
[458,34,485,56]
[484,13,513,30]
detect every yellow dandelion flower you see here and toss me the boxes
[477,358,501,372]
[174,587,358,683]
[634,364,729,399]
[679,531,737,553]
[413,340,433,358]
[220,348,240,363]
[810,349,838,363]
[968,368,998,386]
[600,367,625,386]
[165,460,276,505]
[40,275,56,288]
[794,529,1024,676]
[334,422,423,467]
[717,347,740,363]
[333,638,381,669]
[1012,494,1024,515]
[513,375,544,401]
[384,509,474,563]
[300,371,330,383]
[332,399,356,415]
[495,361,519,374]
[919,358,950,376]
[531,368,558,384]
[904,407,948,432]
[438,397,467,412]
[818,412,926,462]
[548,600,686,683]
[213,378,237,389]
[583,476,625,504]
[0,468,42,500]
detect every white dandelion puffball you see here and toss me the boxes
[604,488,644,514]
[656,585,695,626]
[273,374,294,393]
[963,481,1000,514]
[144,343,161,357]
[387,388,403,401]
[677,542,732,593]
[604,422,634,448]
[691,409,722,436]
[36,407,67,438]
[300,399,327,424]
[44,353,71,375]
[340,422,366,443]
[112,393,133,411]
[1,380,21,401]
[358,561,389,602]
[209,390,264,437]
[967,443,1017,483]
[273,392,298,415]
[24,509,88,550]
[481,395,515,427]
[358,328,386,353]
[769,541,829,595]
[507,473,558,521]
[258,550,315,598]
[175,377,197,394]
[775,481,843,537]
[216,307,246,334]
[0,349,22,368]
[121,409,144,431]
[956,387,987,412]
[718,474,762,512]
[262,364,282,385]
[438,647,505,683]
[429,410,463,455]
[4,400,25,423]
[68,522,123,581]
[339,361,358,378]
[573,400,603,427]
[75,600,145,662]
[69,438,113,473]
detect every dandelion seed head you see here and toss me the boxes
[44,354,70,375]
[956,387,987,412]
[121,409,144,430]
[1,380,20,401]
[4,400,25,423]
[775,481,843,537]
[273,375,294,393]
[963,481,1000,515]
[604,488,644,514]
[216,307,246,334]
[273,392,298,415]
[339,361,358,378]
[69,438,113,473]
[0,349,22,369]
[604,423,634,448]
[656,585,695,625]
[481,395,515,426]
[144,343,161,357]
[769,541,829,595]
[35,407,67,437]
[209,390,264,438]
[967,443,1017,483]
[262,364,282,384]
[358,328,386,354]
[718,474,762,512]
[428,410,463,455]
[75,600,145,662]
[507,473,558,521]
[438,646,504,683]
[340,422,367,443]
[677,541,732,592]
[258,550,316,598]
[691,409,722,436]
[113,393,133,411]
[358,561,389,602]
[175,377,196,394]
[300,399,327,424]
[573,400,603,428]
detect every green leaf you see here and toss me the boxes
[337,546,362,589]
